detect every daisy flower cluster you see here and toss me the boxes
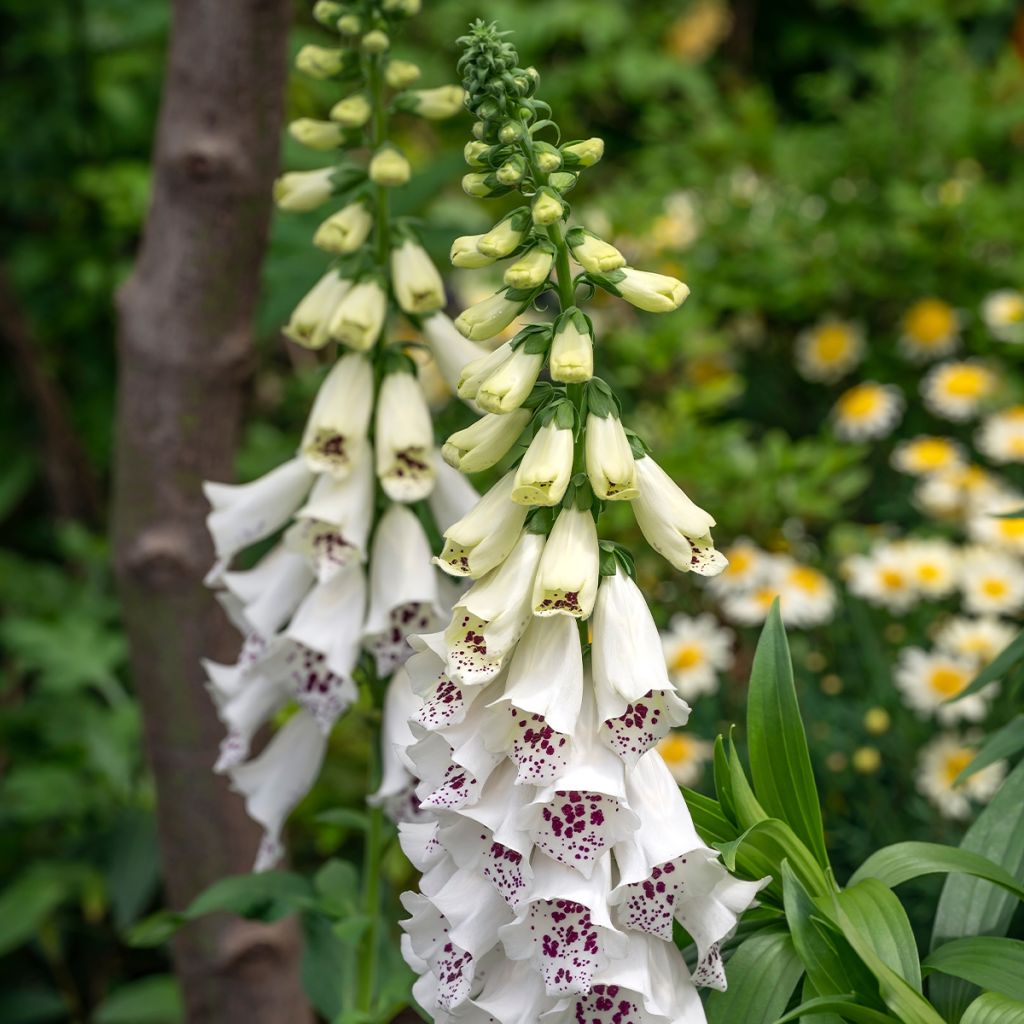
[699,537,837,629]
[915,731,1008,820]
[394,24,765,1023]
[199,0,481,869]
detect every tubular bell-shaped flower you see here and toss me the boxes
[399,24,749,1023]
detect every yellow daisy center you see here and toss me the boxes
[837,385,883,421]
[788,566,825,594]
[905,438,957,471]
[997,518,1024,540]
[942,749,974,786]
[997,296,1024,324]
[916,563,943,584]
[928,666,969,697]
[880,568,906,591]
[905,299,956,344]
[658,733,694,765]
[723,548,754,577]
[1008,437,1024,457]
[755,587,779,610]
[812,323,854,364]
[981,577,1009,599]
[671,643,704,672]
[937,364,992,399]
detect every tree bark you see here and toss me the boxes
[112,1,312,1021]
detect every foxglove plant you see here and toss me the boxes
[398,22,766,1024]
[201,0,480,874]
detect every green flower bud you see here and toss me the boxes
[477,210,530,257]
[566,227,626,273]
[402,85,465,120]
[472,121,486,140]
[450,235,497,269]
[503,246,553,289]
[531,187,564,226]
[336,14,362,35]
[312,1,346,28]
[288,118,346,151]
[361,29,390,53]
[369,145,411,187]
[561,137,604,168]
[385,59,422,89]
[533,142,562,173]
[549,171,578,193]
[496,156,525,185]
[498,122,523,145]
[461,172,501,197]
[330,93,372,128]
[383,0,420,13]
[295,45,346,79]
[464,140,490,167]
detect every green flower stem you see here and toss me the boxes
[367,51,391,273]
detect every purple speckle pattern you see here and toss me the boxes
[238,630,268,672]
[525,898,603,995]
[436,941,474,1010]
[305,430,351,476]
[572,984,645,1024]
[421,763,480,811]
[600,691,671,765]
[616,858,687,940]
[693,942,726,991]
[508,707,570,785]
[482,840,528,908]
[446,610,501,682]
[366,601,439,676]
[534,792,619,870]
[415,672,465,730]
[286,645,352,730]
[291,519,357,581]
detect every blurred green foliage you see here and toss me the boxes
[3,0,1023,1017]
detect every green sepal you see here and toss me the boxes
[510,322,552,352]
[625,428,651,460]
[549,171,578,193]
[520,381,557,410]
[586,269,627,295]
[379,346,418,377]
[524,506,555,536]
[598,540,636,580]
[584,377,620,419]
[553,305,592,339]
[327,164,369,195]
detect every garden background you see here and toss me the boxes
[2,0,1023,1021]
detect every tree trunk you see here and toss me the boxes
[112,1,312,1021]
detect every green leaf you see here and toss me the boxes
[93,976,183,1024]
[947,628,1024,703]
[746,601,829,869]
[836,879,923,992]
[850,842,1024,903]
[301,912,347,1020]
[774,996,902,1024]
[718,818,826,899]
[713,734,737,826]
[0,988,67,1024]
[922,939,1024,1002]
[124,910,185,948]
[931,762,1024,1021]
[960,993,1024,1024]
[681,787,739,847]
[727,735,770,829]
[955,716,1024,784]
[704,930,804,1024]
[315,808,370,831]
[0,867,73,957]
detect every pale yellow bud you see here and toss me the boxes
[503,247,553,289]
[615,267,689,313]
[563,137,604,167]
[295,45,345,79]
[512,422,574,506]
[330,93,372,128]
[313,203,373,254]
[450,235,496,269]
[462,172,493,197]
[567,230,626,273]
[336,14,361,35]
[288,118,345,151]
[550,319,593,383]
[464,141,490,167]
[273,167,336,212]
[406,85,465,120]
[385,59,422,89]
[454,292,524,342]
[391,239,445,315]
[477,216,528,258]
[531,190,564,226]
[369,145,411,187]
[361,29,390,53]
[476,347,545,414]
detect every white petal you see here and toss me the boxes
[222,544,314,637]
[286,565,365,683]
[429,456,481,533]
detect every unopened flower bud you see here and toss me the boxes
[443,409,532,473]
[462,172,500,197]
[273,167,337,212]
[295,45,346,79]
[361,29,390,53]
[283,271,350,349]
[328,279,387,351]
[498,122,523,145]
[471,121,486,140]
[336,13,361,35]
[533,142,562,173]
[383,0,420,13]
[477,210,529,257]
[550,311,593,383]
[503,246,553,289]
[531,188,564,226]
[369,145,411,186]
[391,238,445,315]
[330,93,372,128]
[403,85,465,120]
[476,346,545,414]
[512,420,574,506]
[454,290,526,342]
[457,342,513,399]
[288,118,345,151]
[496,156,526,185]
[385,59,421,89]
[613,267,689,313]
[585,412,638,500]
[464,141,490,167]
[313,202,373,254]
[566,227,626,273]
[561,137,604,167]
[450,235,496,269]
[549,171,577,192]
[312,1,345,27]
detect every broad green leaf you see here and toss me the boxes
[727,735,770,829]
[960,993,1024,1024]
[681,787,739,847]
[836,879,922,992]
[0,988,67,1024]
[301,912,347,1020]
[775,996,901,1024]
[948,628,1024,703]
[850,843,1024,903]
[186,870,314,921]
[718,818,827,898]
[124,910,184,948]
[93,976,183,1024]
[314,808,370,831]
[781,862,883,1011]
[931,762,1024,1021]
[0,867,73,957]
[705,930,804,1024]
[713,734,737,826]
[747,602,829,869]
[922,939,1024,1002]
[955,716,1024,785]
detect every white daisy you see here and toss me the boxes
[704,537,767,598]
[719,583,780,627]
[832,382,904,441]
[916,732,1007,819]
[960,545,1024,615]
[661,613,734,700]
[900,538,960,598]
[892,435,965,477]
[921,360,998,421]
[894,647,995,723]
[934,616,1016,667]
[976,406,1024,464]
[655,731,714,788]
[775,559,837,627]
[913,464,1006,521]
[844,544,918,613]
[794,318,865,383]
[967,500,1024,554]
[982,289,1024,344]
[898,298,960,362]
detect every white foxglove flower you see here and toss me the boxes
[532,507,600,617]
[287,565,366,687]
[229,709,328,871]
[283,271,351,349]
[456,342,513,400]
[455,289,529,342]
[329,92,372,127]
[284,455,374,581]
[222,545,314,637]
[376,371,436,502]
[450,235,496,269]
[328,279,387,351]
[477,213,529,258]
[364,504,445,674]
[443,409,531,473]
[585,413,637,500]
[436,472,529,577]
[421,313,489,396]
[549,314,593,383]
[632,455,725,576]
[204,456,314,567]
[613,268,689,313]
[272,166,337,211]
[300,352,374,478]
[444,531,543,685]
[288,118,345,150]
[566,228,625,274]
[504,247,553,289]
[428,456,480,533]
[512,421,574,506]
[476,347,544,414]
[391,238,446,314]
[313,202,373,254]
[369,667,424,822]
